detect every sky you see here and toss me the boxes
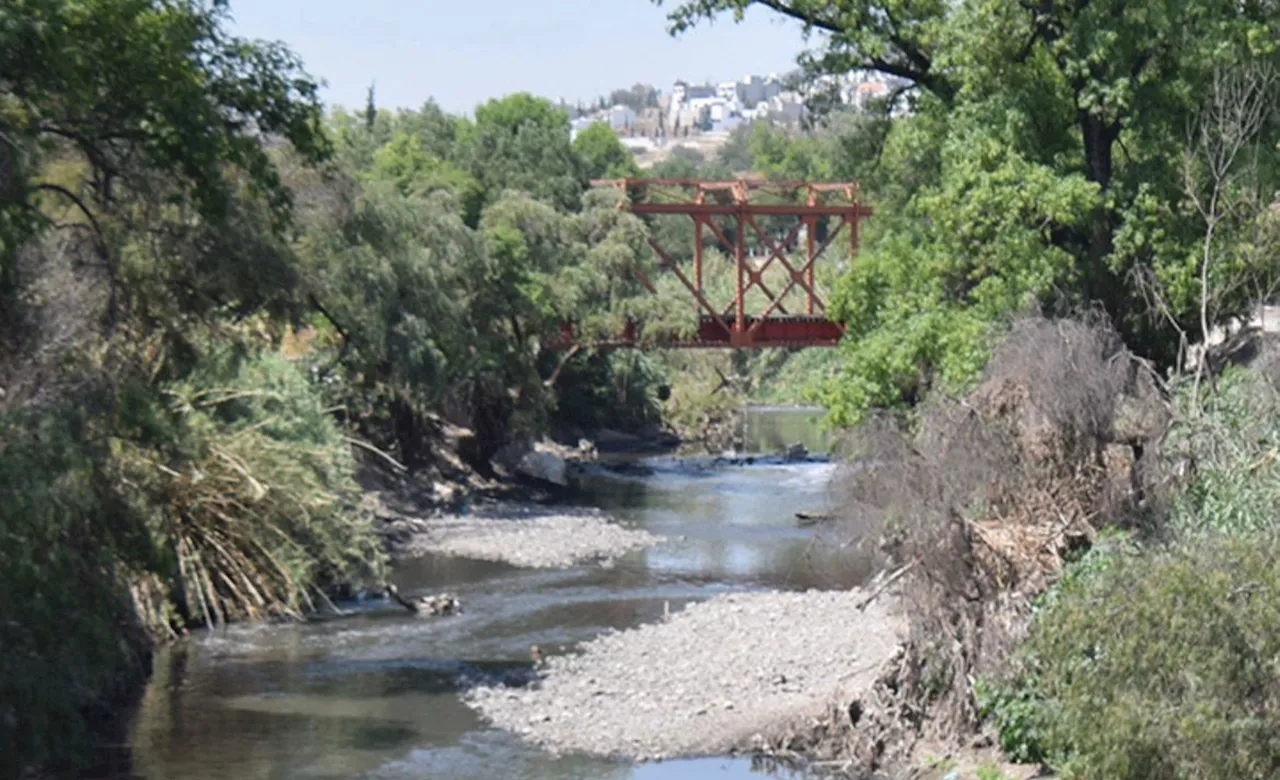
[225,0,812,115]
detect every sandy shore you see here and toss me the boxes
[467,588,904,761]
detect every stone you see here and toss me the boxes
[783,442,809,461]
[517,449,568,486]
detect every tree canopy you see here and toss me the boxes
[657,0,1280,424]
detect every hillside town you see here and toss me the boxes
[566,70,910,163]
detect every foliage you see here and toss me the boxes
[1011,536,1280,779]
[0,3,382,774]
[657,0,1280,425]
[1164,363,1280,537]
[975,677,1047,766]
[572,122,643,180]
[0,0,329,323]
[823,317,1162,774]
[120,347,385,627]
[981,360,1280,777]
[0,400,153,777]
[370,131,484,222]
[288,104,681,465]
[463,93,587,213]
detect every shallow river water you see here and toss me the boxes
[116,408,864,780]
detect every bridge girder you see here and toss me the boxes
[554,177,871,350]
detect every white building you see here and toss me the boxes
[569,116,595,141]
[604,104,637,132]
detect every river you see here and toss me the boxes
[115,407,866,780]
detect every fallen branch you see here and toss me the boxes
[857,560,917,611]
[795,511,832,526]
[344,436,407,472]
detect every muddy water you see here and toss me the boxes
[119,408,862,780]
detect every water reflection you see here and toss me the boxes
[741,406,832,456]
[121,409,864,780]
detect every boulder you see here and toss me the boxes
[517,448,569,486]
[783,442,809,461]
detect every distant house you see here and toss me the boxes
[757,92,805,123]
[672,80,716,103]
[569,116,595,141]
[605,104,637,133]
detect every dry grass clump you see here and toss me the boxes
[118,350,386,633]
[815,316,1170,772]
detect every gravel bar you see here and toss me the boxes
[396,506,664,569]
[467,588,903,760]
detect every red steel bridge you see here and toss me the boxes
[553,177,872,349]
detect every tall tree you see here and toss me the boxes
[572,123,642,180]
[364,82,378,130]
[463,93,587,212]
[656,0,1280,422]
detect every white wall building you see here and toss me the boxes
[605,104,637,132]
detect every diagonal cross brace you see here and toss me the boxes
[745,214,836,316]
[746,216,849,334]
[646,237,733,340]
[700,216,793,316]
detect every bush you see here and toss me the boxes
[120,348,386,627]
[1013,537,1280,779]
[833,317,1162,741]
[0,346,385,774]
[1164,363,1280,538]
[0,404,154,776]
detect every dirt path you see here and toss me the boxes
[467,588,904,761]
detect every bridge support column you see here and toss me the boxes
[734,210,746,345]
[694,217,704,294]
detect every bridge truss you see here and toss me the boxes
[556,177,872,349]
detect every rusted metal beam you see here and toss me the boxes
[546,316,846,350]
[629,203,873,217]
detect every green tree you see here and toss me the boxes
[658,0,1280,423]
[463,93,587,212]
[572,122,642,180]
[370,131,484,222]
[1,0,330,341]
[0,1,353,774]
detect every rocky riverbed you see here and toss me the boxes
[395,505,665,568]
[467,588,904,761]
[374,496,666,569]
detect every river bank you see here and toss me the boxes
[109,408,899,779]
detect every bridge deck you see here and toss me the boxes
[551,316,845,349]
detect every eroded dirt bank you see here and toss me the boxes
[467,588,904,762]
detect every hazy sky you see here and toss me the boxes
[225,1,812,114]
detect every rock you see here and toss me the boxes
[592,428,642,445]
[783,442,809,461]
[492,438,534,476]
[517,449,568,486]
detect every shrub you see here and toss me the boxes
[1163,363,1280,538]
[834,317,1163,738]
[1014,537,1280,779]
[0,404,153,776]
[119,348,386,628]
[1,345,387,773]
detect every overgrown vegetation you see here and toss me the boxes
[657,2,1280,775]
[971,362,1280,779]
[0,2,686,774]
[662,0,1280,426]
